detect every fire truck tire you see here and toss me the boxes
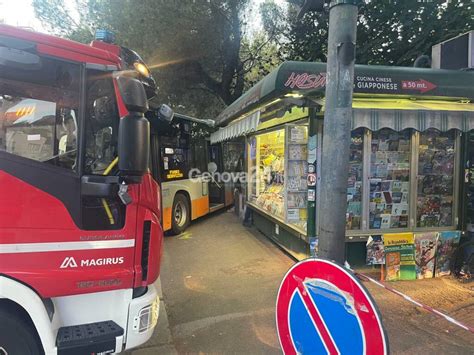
[171,193,190,235]
[0,305,43,355]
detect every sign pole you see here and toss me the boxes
[306,107,318,255]
[318,0,359,263]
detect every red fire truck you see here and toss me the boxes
[0,25,165,354]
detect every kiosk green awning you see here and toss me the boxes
[211,99,474,143]
[348,98,474,132]
[352,109,474,132]
[215,61,474,129]
[210,111,259,144]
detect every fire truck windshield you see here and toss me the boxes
[0,55,123,179]
[0,56,80,170]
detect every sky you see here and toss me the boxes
[0,0,46,31]
[0,0,286,35]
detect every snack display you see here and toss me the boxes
[417,130,455,227]
[347,129,363,230]
[252,130,285,218]
[369,129,411,229]
[255,185,284,218]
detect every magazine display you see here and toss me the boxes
[347,129,363,230]
[417,130,455,227]
[383,233,416,281]
[435,231,461,276]
[366,235,385,265]
[414,232,438,279]
[370,130,411,229]
[285,125,308,232]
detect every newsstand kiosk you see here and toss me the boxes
[212,61,474,278]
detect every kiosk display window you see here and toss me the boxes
[346,129,364,230]
[247,124,308,232]
[369,129,411,229]
[246,123,463,240]
[249,129,285,219]
[416,130,456,227]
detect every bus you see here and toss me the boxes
[148,112,244,234]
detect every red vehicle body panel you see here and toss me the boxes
[133,173,163,288]
[0,25,163,298]
[0,25,120,65]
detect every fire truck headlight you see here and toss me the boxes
[133,299,159,333]
[134,62,150,78]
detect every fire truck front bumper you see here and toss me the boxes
[124,284,159,350]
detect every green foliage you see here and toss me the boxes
[284,0,473,66]
[32,0,469,116]
[32,0,95,41]
[260,0,288,43]
[242,32,282,89]
[32,0,283,118]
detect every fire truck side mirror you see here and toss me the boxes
[116,75,149,113]
[157,104,174,123]
[116,76,150,180]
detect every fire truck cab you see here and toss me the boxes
[0,25,164,354]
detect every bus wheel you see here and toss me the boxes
[0,306,43,355]
[172,193,190,235]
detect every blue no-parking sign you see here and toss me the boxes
[276,258,388,355]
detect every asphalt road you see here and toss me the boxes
[131,209,293,354]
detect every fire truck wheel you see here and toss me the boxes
[172,193,190,235]
[0,305,43,355]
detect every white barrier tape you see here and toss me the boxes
[355,272,474,334]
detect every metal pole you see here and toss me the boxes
[306,107,317,256]
[318,0,358,263]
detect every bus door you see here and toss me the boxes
[208,143,225,211]
[222,140,245,207]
